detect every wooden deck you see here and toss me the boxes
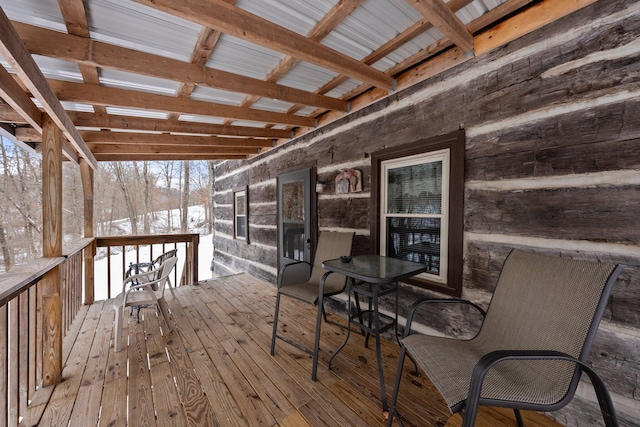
[21,274,563,426]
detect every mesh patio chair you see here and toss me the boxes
[270,231,354,381]
[113,256,178,352]
[387,249,622,427]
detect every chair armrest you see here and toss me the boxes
[278,261,312,289]
[403,298,487,338]
[122,269,160,292]
[466,350,618,427]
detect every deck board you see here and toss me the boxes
[21,273,566,427]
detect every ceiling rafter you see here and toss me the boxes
[48,80,316,127]
[88,144,259,156]
[169,0,237,120]
[94,153,248,162]
[228,0,366,128]
[279,0,475,126]
[67,112,291,138]
[132,0,394,90]
[56,0,108,116]
[0,9,94,166]
[0,65,42,132]
[80,131,274,148]
[408,0,474,54]
[13,22,347,112]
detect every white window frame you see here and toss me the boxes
[234,188,248,241]
[380,149,450,284]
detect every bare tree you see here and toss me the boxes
[181,160,189,233]
[112,162,139,235]
[159,161,175,232]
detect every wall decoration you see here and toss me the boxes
[335,169,362,194]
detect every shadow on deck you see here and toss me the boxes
[21,274,563,426]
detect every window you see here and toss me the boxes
[371,131,464,296]
[234,186,248,242]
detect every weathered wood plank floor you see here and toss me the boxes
[22,273,563,426]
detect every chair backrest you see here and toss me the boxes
[154,249,178,266]
[308,232,354,287]
[474,250,620,402]
[154,256,178,297]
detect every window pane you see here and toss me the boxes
[386,217,441,274]
[236,192,246,215]
[282,224,305,261]
[387,161,442,214]
[282,180,304,221]
[236,216,246,238]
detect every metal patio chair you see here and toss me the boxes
[387,249,622,427]
[270,231,354,381]
[113,256,178,352]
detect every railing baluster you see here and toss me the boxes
[0,304,8,427]
[29,286,37,400]
[9,297,18,425]
[19,292,29,415]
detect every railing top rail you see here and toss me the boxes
[63,237,95,258]
[0,257,65,306]
[96,233,199,246]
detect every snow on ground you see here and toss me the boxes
[93,206,215,301]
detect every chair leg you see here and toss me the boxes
[157,298,173,332]
[114,304,124,352]
[514,408,524,427]
[311,295,324,382]
[386,345,408,427]
[270,292,282,356]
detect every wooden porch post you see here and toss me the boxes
[79,158,95,305]
[41,114,62,386]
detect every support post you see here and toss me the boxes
[79,158,95,305]
[41,114,62,387]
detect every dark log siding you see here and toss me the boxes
[213,1,640,424]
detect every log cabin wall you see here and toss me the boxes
[212,0,640,425]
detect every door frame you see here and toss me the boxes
[276,165,317,274]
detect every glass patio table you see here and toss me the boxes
[322,254,427,412]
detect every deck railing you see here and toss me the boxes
[0,233,199,426]
[95,233,199,300]
[0,238,91,426]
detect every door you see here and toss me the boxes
[277,167,313,277]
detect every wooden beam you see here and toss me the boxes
[88,144,259,156]
[57,0,109,116]
[40,114,62,386]
[0,65,42,131]
[14,126,40,142]
[408,0,474,54]
[132,0,394,90]
[78,158,94,305]
[230,0,365,124]
[474,0,599,56]
[80,131,274,148]
[0,9,95,167]
[94,153,247,162]
[13,22,347,112]
[49,80,316,128]
[68,112,291,138]
[0,100,28,123]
